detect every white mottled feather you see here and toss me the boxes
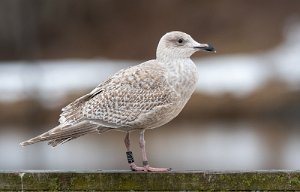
[20,31,205,147]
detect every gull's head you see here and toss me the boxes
[156,31,215,61]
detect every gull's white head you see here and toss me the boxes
[156,31,215,61]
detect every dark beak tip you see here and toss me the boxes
[204,44,216,52]
[194,44,216,53]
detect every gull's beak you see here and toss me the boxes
[194,43,216,53]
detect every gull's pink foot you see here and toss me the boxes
[125,132,171,172]
[144,165,171,172]
[129,163,146,171]
[129,163,171,172]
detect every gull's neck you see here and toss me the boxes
[156,54,192,65]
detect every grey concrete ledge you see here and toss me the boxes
[1,170,300,191]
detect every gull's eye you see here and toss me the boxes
[178,38,184,44]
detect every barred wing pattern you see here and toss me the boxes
[21,60,178,147]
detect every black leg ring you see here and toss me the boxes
[126,151,134,163]
[142,161,149,166]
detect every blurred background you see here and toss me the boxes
[0,0,300,171]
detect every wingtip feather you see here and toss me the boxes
[20,141,30,147]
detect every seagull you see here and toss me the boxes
[20,31,215,172]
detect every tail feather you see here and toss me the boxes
[20,121,104,147]
[47,127,111,147]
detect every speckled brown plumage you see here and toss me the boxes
[20,31,215,149]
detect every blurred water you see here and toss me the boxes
[1,121,299,171]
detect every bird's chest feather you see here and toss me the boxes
[166,60,198,100]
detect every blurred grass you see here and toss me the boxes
[182,80,300,121]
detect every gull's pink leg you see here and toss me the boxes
[124,132,144,171]
[139,130,171,172]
